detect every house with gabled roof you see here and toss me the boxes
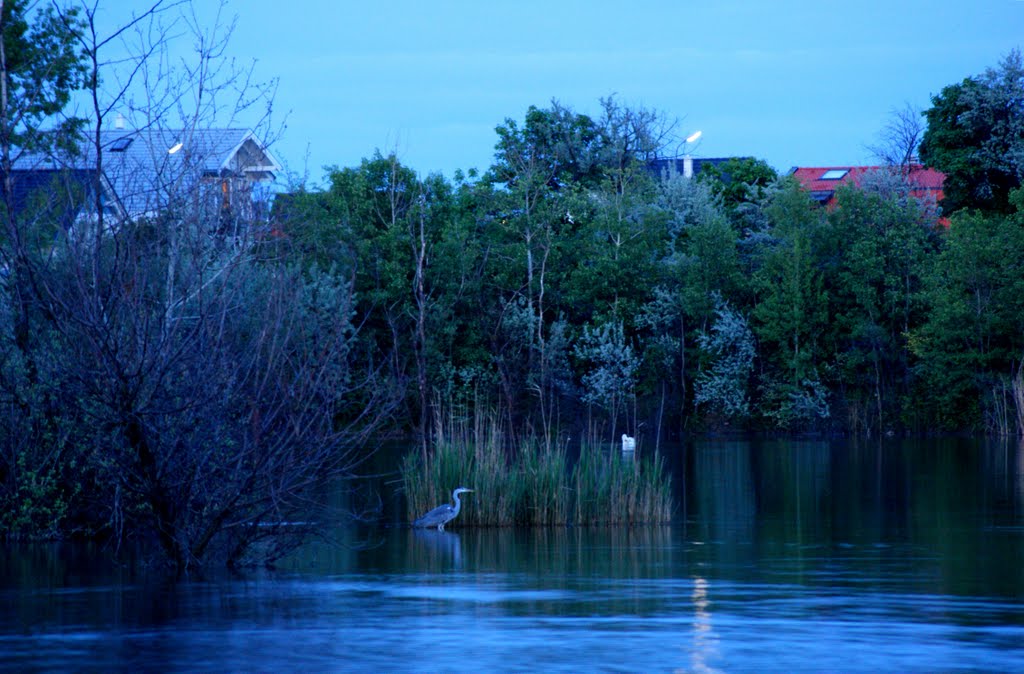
[7,126,281,234]
[790,164,945,208]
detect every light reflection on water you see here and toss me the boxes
[2,438,1024,672]
[4,532,1024,672]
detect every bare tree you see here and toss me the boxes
[868,103,925,171]
[0,1,400,568]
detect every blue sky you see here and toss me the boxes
[100,1,1023,186]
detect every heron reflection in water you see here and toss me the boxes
[412,487,474,531]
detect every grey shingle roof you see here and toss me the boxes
[12,128,280,219]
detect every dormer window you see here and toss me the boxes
[820,169,848,180]
[109,137,134,152]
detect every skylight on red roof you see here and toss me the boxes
[820,169,848,180]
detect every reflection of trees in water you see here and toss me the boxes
[691,439,929,569]
[754,439,831,546]
[402,526,677,616]
[461,526,674,579]
[981,436,1024,515]
[692,441,755,545]
[1018,437,1024,512]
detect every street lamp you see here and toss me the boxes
[680,130,702,178]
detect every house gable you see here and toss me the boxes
[11,127,280,223]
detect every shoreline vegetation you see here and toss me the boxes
[402,412,672,527]
[0,0,1020,570]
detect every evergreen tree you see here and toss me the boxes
[752,183,828,384]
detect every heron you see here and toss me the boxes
[622,434,636,451]
[412,487,474,531]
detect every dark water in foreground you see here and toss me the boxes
[2,438,1024,672]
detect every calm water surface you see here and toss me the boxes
[2,438,1023,672]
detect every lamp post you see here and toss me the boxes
[681,130,702,178]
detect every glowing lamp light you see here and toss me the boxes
[167,142,183,154]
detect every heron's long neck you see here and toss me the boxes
[451,492,462,517]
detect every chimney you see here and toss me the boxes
[114,113,126,130]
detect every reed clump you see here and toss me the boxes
[572,441,672,525]
[402,411,672,527]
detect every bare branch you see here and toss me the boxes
[868,102,925,170]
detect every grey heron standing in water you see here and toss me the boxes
[412,487,474,531]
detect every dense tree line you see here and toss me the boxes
[277,54,1024,443]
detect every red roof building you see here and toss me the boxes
[789,165,945,209]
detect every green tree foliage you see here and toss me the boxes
[696,156,778,228]
[247,55,1024,444]
[274,82,1024,440]
[0,0,87,159]
[911,191,1024,432]
[491,100,603,190]
[920,50,1024,214]
[308,152,475,443]
[574,320,641,434]
[0,0,87,353]
[645,172,742,428]
[752,182,828,383]
[828,180,937,431]
[694,298,755,423]
[480,98,674,427]
[0,1,88,542]
[563,177,665,327]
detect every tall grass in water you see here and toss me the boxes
[401,410,570,526]
[573,442,672,525]
[402,411,671,526]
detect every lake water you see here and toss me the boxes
[2,438,1023,672]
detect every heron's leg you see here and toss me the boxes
[438,523,445,532]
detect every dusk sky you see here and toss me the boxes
[100,1,1023,187]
